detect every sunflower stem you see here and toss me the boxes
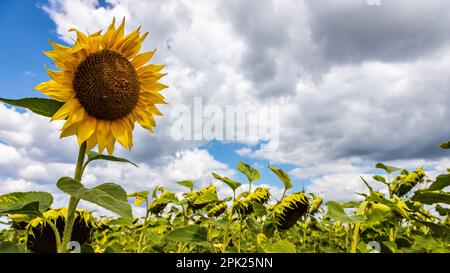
[39,214,61,252]
[59,142,86,253]
[137,197,150,253]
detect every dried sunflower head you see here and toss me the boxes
[270,192,309,230]
[234,187,270,216]
[9,214,34,230]
[185,184,217,211]
[391,168,425,197]
[207,202,228,217]
[26,208,97,253]
[148,190,176,215]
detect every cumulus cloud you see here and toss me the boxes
[2,0,450,207]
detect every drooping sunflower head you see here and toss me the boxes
[25,208,97,253]
[234,187,270,216]
[35,18,168,154]
[207,202,228,217]
[185,185,218,211]
[148,190,174,215]
[269,192,309,230]
[391,168,425,197]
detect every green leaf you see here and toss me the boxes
[435,204,450,216]
[57,177,133,220]
[0,97,63,118]
[268,165,292,190]
[375,163,401,174]
[107,217,134,226]
[246,218,260,234]
[439,141,450,149]
[341,201,362,208]
[263,240,296,253]
[193,192,218,205]
[104,242,124,253]
[212,172,242,192]
[156,190,179,204]
[0,192,53,215]
[176,180,194,192]
[416,220,450,236]
[165,225,208,243]
[252,202,267,217]
[0,242,21,253]
[360,176,373,193]
[382,241,397,253]
[372,175,386,184]
[237,162,260,182]
[326,201,366,223]
[412,191,450,205]
[429,174,450,191]
[85,151,138,169]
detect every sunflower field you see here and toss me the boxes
[1,154,450,253]
[0,18,449,254]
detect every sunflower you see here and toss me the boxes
[207,202,227,217]
[25,208,97,253]
[234,187,270,216]
[269,192,309,230]
[35,18,168,154]
[390,168,425,197]
[185,185,218,211]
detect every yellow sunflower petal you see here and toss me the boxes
[69,28,90,51]
[45,67,73,85]
[111,118,131,149]
[51,99,78,121]
[89,30,102,37]
[77,116,97,145]
[62,104,85,130]
[96,120,111,154]
[140,32,149,43]
[85,133,98,151]
[105,133,116,155]
[132,50,156,68]
[60,123,78,138]
[109,17,126,50]
[140,82,169,94]
[34,80,74,102]
[116,26,141,52]
[139,72,167,84]
[137,64,165,75]
[101,17,117,49]
[134,107,156,131]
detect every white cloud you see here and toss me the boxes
[2,0,450,210]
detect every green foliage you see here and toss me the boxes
[1,161,450,253]
[0,97,63,117]
[0,192,53,215]
[57,177,133,220]
[269,165,292,190]
[237,162,260,183]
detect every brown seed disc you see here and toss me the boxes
[73,50,140,120]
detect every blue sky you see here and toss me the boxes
[0,1,59,99]
[0,0,449,205]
